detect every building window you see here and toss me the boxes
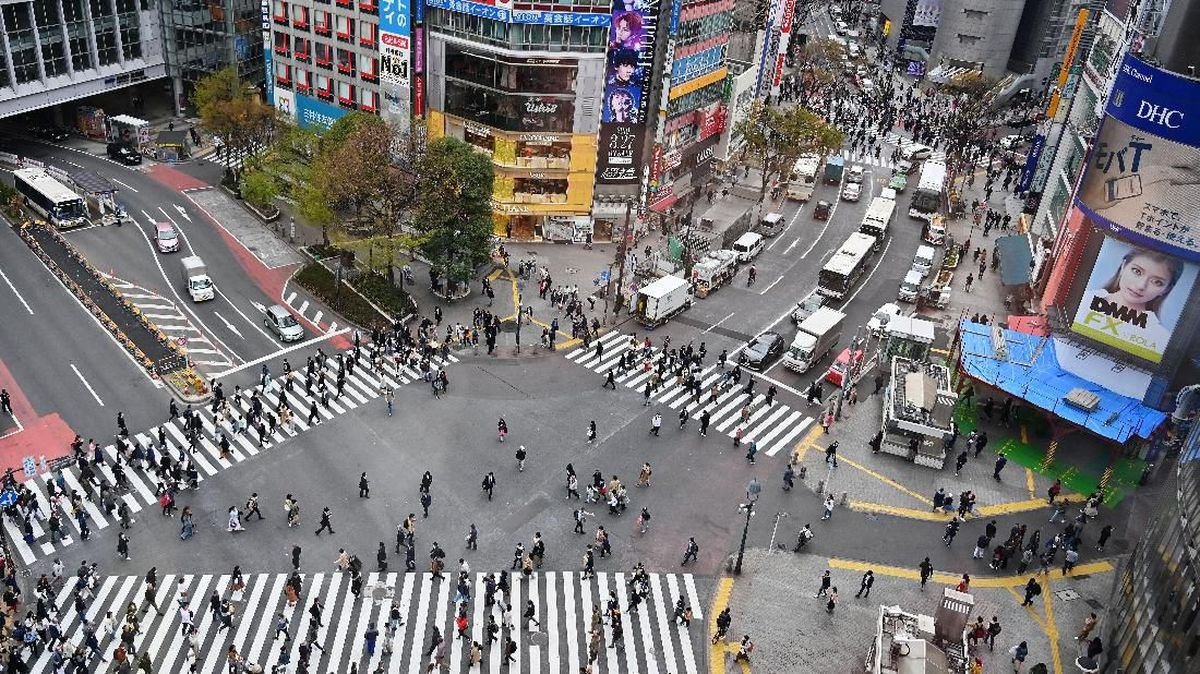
[292,5,308,28]
[335,15,354,42]
[359,21,375,47]
[359,0,377,13]
[62,0,90,71]
[514,177,569,203]
[511,140,572,169]
[32,0,67,77]
[275,61,292,87]
[358,53,376,80]
[296,68,311,92]
[337,80,355,107]
[957,34,981,45]
[337,48,354,74]
[293,36,310,60]
[115,0,140,60]
[316,42,333,67]
[444,80,575,133]
[445,45,578,94]
[359,88,377,112]
[314,10,332,35]
[88,0,119,66]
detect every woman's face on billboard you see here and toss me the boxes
[1116,253,1173,310]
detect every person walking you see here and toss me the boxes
[986,617,1002,651]
[117,532,131,561]
[821,494,835,520]
[1046,479,1062,504]
[918,557,934,591]
[681,537,699,565]
[359,472,370,498]
[515,445,527,471]
[825,441,839,467]
[315,507,334,535]
[1096,524,1113,551]
[855,570,874,598]
[1021,578,1042,606]
[814,569,832,598]
[274,613,290,641]
[1009,641,1028,671]
[944,518,960,546]
[993,455,1007,480]
[825,587,839,614]
[481,472,497,500]
[1076,613,1098,641]
[650,413,662,436]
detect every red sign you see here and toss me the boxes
[414,75,425,116]
[773,54,785,88]
[780,0,797,34]
[381,33,408,49]
[698,103,727,141]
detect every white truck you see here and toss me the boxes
[633,275,691,327]
[898,270,923,303]
[691,249,738,298]
[181,255,214,302]
[783,307,846,373]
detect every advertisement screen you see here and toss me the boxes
[1074,53,1200,262]
[1071,235,1199,363]
[596,0,658,185]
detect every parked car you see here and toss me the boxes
[813,200,832,220]
[867,302,903,335]
[155,222,180,253]
[901,143,934,161]
[107,142,142,165]
[841,181,862,202]
[30,125,69,142]
[741,332,785,371]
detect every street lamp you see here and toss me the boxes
[734,500,756,575]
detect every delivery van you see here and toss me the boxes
[731,232,765,263]
[912,245,935,278]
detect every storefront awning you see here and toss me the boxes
[958,321,1166,443]
[996,235,1032,286]
[1006,315,1050,336]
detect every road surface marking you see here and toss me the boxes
[297,299,309,314]
[827,557,1113,588]
[767,203,805,251]
[210,328,350,378]
[285,291,297,305]
[110,178,138,192]
[70,363,104,406]
[759,274,784,295]
[312,310,323,325]
[0,267,34,314]
[790,425,825,463]
[702,312,736,334]
[836,454,931,504]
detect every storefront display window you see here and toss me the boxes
[514,177,568,203]
[446,45,577,94]
[445,80,574,133]
[464,125,495,154]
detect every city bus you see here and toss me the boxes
[858,196,896,245]
[12,167,89,228]
[817,232,879,300]
[908,160,947,222]
[786,154,822,201]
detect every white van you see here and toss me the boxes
[879,187,898,201]
[898,270,923,303]
[912,245,935,278]
[759,212,785,237]
[732,232,765,263]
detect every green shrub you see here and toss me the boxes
[240,170,278,211]
[305,243,345,260]
[294,262,401,328]
[350,270,413,317]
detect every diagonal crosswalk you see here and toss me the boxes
[564,331,815,460]
[40,570,707,674]
[1,344,459,565]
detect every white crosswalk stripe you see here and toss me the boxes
[564,331,813,461]
[208,140,267,170]
[40,571,704,673]
[1,344,459,564]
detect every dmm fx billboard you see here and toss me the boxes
[596,0,659,185]
[380,0,412,128]
[1071,235,1198,363]
[1075,53,1200,263]
[296,94,348,131]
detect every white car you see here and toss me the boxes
[847,164,865,184]
[901,144,934,161]
[1000,134,1027,150]
[835,21,848,35]
[841,181,862,202]
[868,302,903,336]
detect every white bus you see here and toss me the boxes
[817,232,878,300]
[786,154,822,202]
[858,196,896,243]
[908,160,946,222]
[12,167,89,228]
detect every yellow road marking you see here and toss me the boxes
[791,426,824,464]
[850,495,1088,521]
[1021,424,1029,444]
[1042,574,1064,674]
[827,558,1113,588]
[848,502,951,521]
[1026,468,1036,499]
[837,455,932,506]
[709,578,749,674]
[1006,586,1047,629]
[930,347,950,356]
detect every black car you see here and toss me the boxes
[107,142,142,165]
[31,125,69,142]
[741,332,785,371]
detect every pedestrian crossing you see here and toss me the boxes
[208,139,266,170]
[565,331,816,461]
[38,570,706,674]
[103,274,235,370]
[1,344,459,565]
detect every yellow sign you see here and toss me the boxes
[1047,8,1089,118]
[669,68,728,101]
[883,19,891,37]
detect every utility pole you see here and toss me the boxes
[734,500,755,575]
[613,202,633,318]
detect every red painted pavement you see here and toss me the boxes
[0,358,76,475]
[147,165,351,350]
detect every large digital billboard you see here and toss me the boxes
[1071,235,1199,363]
[596,0,658,185]
[380,0,412,128]
[1074,53,1200,262]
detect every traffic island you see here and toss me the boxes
[9,219,208,400]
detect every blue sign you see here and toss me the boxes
[669,0,681,34]
[1018,133,1045,193]
[425,0,610,26]
[415,0,423,23]
[672,45,725,85]
[1106,53,1200,146]
[381,0,411,36]
[295,95,348,131]
[0,490,16,508]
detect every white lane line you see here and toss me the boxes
[297,300,309,314]
[702,312,735,335]
[286,291,297,305]
[70,363,105,406]
[799,208,838,258]
[767,203,806,251]
[111,178,139,192]
[312,310,323,325]
[0,267,34,315]
[759,274,784,295]
[764,416,814,457]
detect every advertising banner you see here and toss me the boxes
[671,44,726,85]
[261,0,274,106]
[1071,235,1198,363]
[380,0,411,128]
[274,89,296,120]
[425,0,610,26]
[296,94,348,131]
[596,0,659,185]
[1018,133,1045,193]
[1074,53,1200,261]
[380,0,411,35]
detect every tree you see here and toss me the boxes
[192,67,278,181]
[239,170,278,211]
[735,102,843,203]
[413,137,494,297]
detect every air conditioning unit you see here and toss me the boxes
[1063,388,1100,411]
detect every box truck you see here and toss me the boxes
[181,255,214,302]
[633,275,691,327]
[783,307,846,373]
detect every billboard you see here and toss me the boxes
[296,94,348,131]
[380,0,412,128]
[261,0,273,106]
[1074,53,1200,262]
[274,89,296,121]
[425,0,610,26]
[596,0,658,185]
[1071,235,1199,363]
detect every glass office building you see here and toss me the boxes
[1105,416,1200,671]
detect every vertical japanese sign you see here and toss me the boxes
[596,0,660,185]
[379,0,412,128]
[261,0,274,105]
[1046,8,1089,119]
[772,0,796,96]
[414,27,425,116]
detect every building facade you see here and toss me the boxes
[0,0,166,119]
[163,0,265,112]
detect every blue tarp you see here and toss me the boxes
[958,321,1166,444]
[995,235,1032,286]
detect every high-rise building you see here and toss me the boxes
[0,0,166,119]
[162,0,266,112]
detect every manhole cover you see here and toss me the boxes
[1055,589,1080,601]
[1085,598,1105,610]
